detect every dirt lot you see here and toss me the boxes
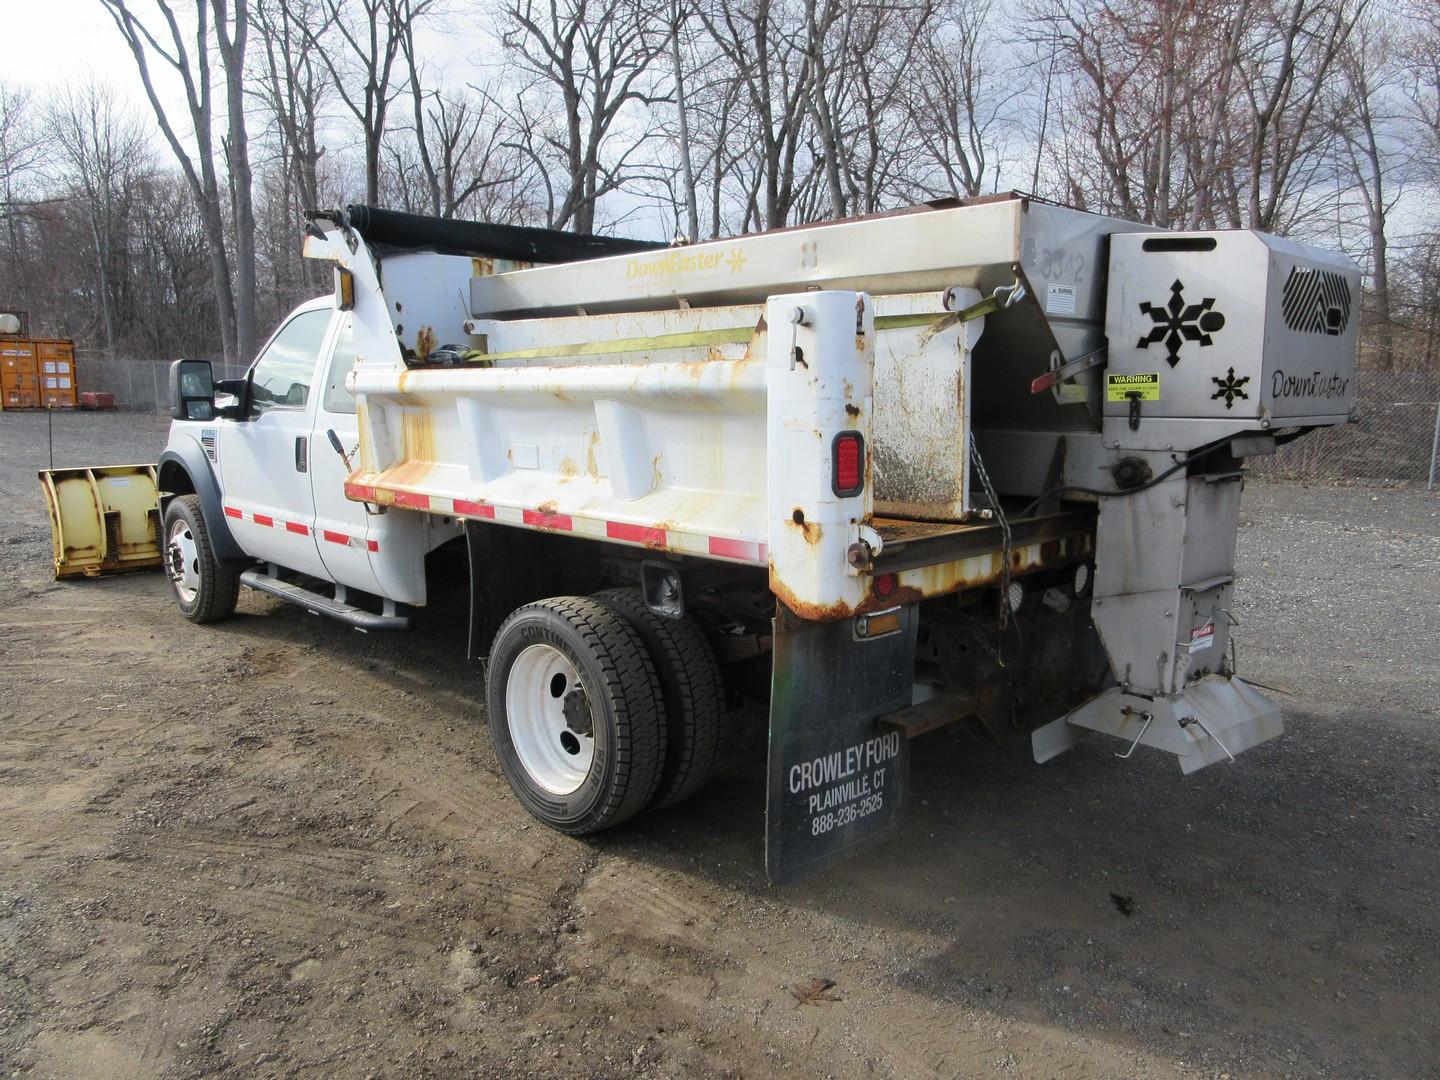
[2,410,1437,1079]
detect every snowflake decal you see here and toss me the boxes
[1211,367,1250,409]
[1137,279,1226,368]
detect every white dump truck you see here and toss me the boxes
[157,195,1358,879]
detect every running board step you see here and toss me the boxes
[240,569,413,632]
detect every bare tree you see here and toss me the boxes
[304,0,438,206]
[1332,13,1406,370]
[43,82,153,354]
[668,0,700,241]
[0,83,43,305]
[396,17,520,221]
[252,0,331,214]
[99,0,257,365]
[1240,0,1361,233]
[1025,0,1359,234]
[695,0,816,230]
[908,0,1013,200]
[498,0,672,233]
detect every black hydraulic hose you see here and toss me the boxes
[344,204,667,264]
[1016,443,1222,519]
[1014,428,1310,519]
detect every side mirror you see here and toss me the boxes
[169,359,216,421]
[214,376,250,419]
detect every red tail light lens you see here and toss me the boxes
[832,430,864,497]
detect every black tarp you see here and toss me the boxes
[345,205,667,264]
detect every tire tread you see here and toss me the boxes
[489,596,665,832]
[593,588,724,810]
[165,494,240,624]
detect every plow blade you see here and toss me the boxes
[38,464,163,578]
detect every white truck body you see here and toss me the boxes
[159,195,1360,879]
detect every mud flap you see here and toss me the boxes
[765,605,917,883]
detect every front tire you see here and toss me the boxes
[162,494,239,624]
[486,597,665,834]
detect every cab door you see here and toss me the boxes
[218,305,334,578]
[308,316,385,596]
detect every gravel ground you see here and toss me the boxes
[0,408,1437,1080]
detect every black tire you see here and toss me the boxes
[161,494,240,624]
[486,596,665,834]
[593,588,724,810]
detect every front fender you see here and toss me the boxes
[158,435,246,563]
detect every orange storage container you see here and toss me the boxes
[36,339,78,408]
[0,338,77,409]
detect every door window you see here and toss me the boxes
[250,308,331,412]
[321,318,357,415]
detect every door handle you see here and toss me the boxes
[295,435,308,473]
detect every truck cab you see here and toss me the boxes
[158,296,446,628]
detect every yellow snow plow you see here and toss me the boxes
[38,464,163,578]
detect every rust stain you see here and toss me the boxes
[652,454,663,491]
[789,507,821,545]
[355,398,377,473]
[917,312,960,348]
[857,585,924,613]
[401,410,436,463]
[384,458,435,487]
[845,403,860,418]
[649,520,674,549]
[415,325,438,359]
[537,500,559,515]
[557,456,579,480]
[765,534,1093,624]
[586,430,601,479]
[769,575,852,622]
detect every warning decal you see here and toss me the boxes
[1106,372,1161,402]
[1189,621,1216,653]
[1046,283,1077,315]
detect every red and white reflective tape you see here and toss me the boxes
[223,505,377,552]
[321,529,380,552]
[341,483,768,566]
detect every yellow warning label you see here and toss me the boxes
[1106,373,1161,402]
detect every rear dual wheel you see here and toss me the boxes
[592,588,723,811]
[486,592,725,834]
[487,597,666,834]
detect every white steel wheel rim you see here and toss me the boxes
[506,644,595,796]
[166,517,200,604]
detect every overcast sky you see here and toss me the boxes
[8,0,482,161]
[14,1,137,90]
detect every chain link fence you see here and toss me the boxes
[1248,370,1440,487]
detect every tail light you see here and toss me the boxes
[831,430,865,497]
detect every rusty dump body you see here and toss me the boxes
[294,197,1358,878]
[323,194,1135,620]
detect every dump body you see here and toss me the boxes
[318,196,1148,620]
